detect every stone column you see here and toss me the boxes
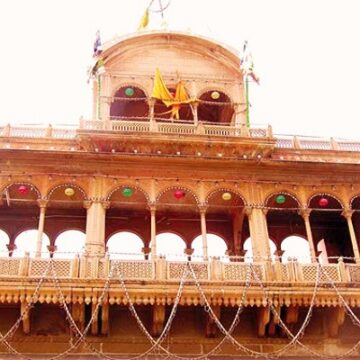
[192,101,199,126]
[299,209,317,262]
[342,209,360,264]
[245,207,271,261]
[199,205,208,261]
[150,205,157,258]
[84,200,109,257]
[149,98,157,131]
[35,200,48,258]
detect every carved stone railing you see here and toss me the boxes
[0,253,358,286]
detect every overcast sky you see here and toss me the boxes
[1,0,359,139]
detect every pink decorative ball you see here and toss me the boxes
[174,190,185,199]
[319,197,329,207]
[18,185,29,195]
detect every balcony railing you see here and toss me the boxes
[1,121,360,152]
[0,254,357,284]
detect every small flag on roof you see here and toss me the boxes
[93,30,102,57]
[240,41,259,84]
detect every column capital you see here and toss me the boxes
[299,208,312,219]
[198,204,208,214]
[245,206,253,218]
[341,208,354,219]
[37,199,48,209]
[148,203,157,213]
[83,200,93,209]
[262,208,269,216]
[101,200,111,210]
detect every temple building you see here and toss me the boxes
[1,30,360,358]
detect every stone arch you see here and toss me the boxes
[191,233,229,260]
[1,182,41,200]
[153,232,187,260]
[46,183,88,201]
[13,229,50,258]
[111,82,149,99]
[307,192,344,209]
[107,184,150,203]
[156,185,199,204]
[205,187,247,206]
[197,89,234,125]
[106,229,145,245]
[281,236,311,263]
[53,230,85,258]
[350,194,360,209]
[264,191,301,209]
[106,231,145,259]
[110,84,149,120]
[196,87,233,102]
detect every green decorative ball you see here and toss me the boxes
[275,194,286,204]
[125,87,135,97]
[122,187,133,197]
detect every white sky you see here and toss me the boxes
[1,0,360,139]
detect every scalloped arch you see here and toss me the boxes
[156,185,199,204]
[106,184,150,202]
[2,182,41,199]
[46,183,88,200]
[205,187,247,205]
[307,192,344,208]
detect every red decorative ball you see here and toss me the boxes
[174,190,185,199]
[18,185,29,195]
[319,197,329,207]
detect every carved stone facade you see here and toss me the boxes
[0,31,360,358]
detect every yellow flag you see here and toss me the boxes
[138,8,149,30]
[171,81,189,119]
[151,68,174,107]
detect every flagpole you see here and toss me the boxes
[245,75,250,127]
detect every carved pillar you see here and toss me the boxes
[152,304,165,336]
[342,209,360,263]
[150,205,157,258]
[35,200,48,258]
[21,301,30,334]
[280,305,299,337]
[199,205,208,261]
[84,200,110,257]
[325,306,345,338]
[205,304,221,337]
[101,300,109,335]
[149,98,157,131]
[191,101,199,126]
[71,303,85,332]
[257,306,270,337]
[91,303,99,335]
[245,207,271,261]
[299,209,317,262]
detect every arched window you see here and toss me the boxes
[281,236,311,263]
[152,233,186,261]
[54,230,85,259]
[13,230,50,258]
[243,238,276,262]
[192,234,228,261]
[197,90,234,124]
[0,230,9,256]
[110,86,148,120]
[106,232,144,260]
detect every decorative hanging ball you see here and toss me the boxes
[122,187,133,197]
[125,87,135,97]
[174,190,186,199]
[222,192,232,201]
[319,197,329,207]
[64,187,75,197]
[275,194,286,204]
[211,91,220,100]
[18,185,29,195]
